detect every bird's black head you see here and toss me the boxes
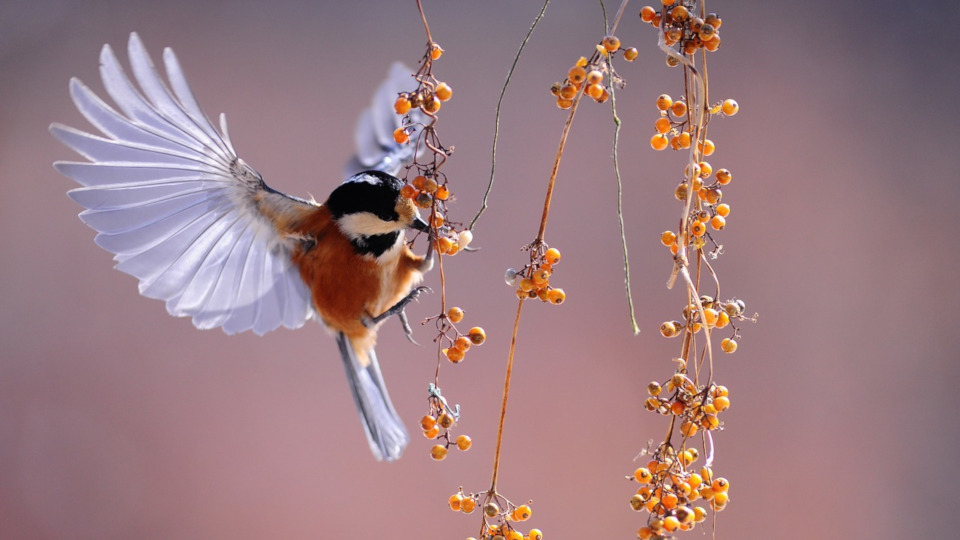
[326,171,427,257]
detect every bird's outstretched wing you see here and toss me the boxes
[51,32,316,335]
[343,62,425,178]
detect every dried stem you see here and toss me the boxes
[489,299,525,492]
[536,89,584,242]
[415,0,434,46]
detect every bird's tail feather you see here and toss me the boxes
[336,332,409,461]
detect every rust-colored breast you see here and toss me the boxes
[287,206,425,353]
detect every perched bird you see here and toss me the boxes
[50,32,433,461]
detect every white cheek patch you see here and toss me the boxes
[337,211,402,239]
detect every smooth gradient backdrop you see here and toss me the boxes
[2,1,958,539]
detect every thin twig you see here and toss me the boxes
[469,0,551,231]
[602,0,641,335]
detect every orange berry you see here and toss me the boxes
[586,70,604,85]
[721,99,739,116]
[704,188,722,205]
[720,337,737,353]
[700,138,715,156]
[602,35,621,52]
[430,444,448,461]
[438,412,455,429]
[681,420,698,437]
[674,183,688,201]
[532,268,551,285]
[690,221,706,237]
[468,327,486,345]
[670,100,687,117]
[559,83,578,100]
[677,131,692,148]
[400,183,417,199]
[454,335,472,353]
[449,493,464,511]
[640,6,657,23]
[412,175,427,189]
[669,5,689,21]
[715,203,730,217]
[556,97,574,110]
[461,497,476,514]
[422,177,438,194]
[701,414,720,430]
[420,415,437,431]
[712,384,729,397]
[704,35,722,52]
[393,128,409,144]
[660,321,679,338]
[713,395,730,411]
[716,168,732,184]
[586,83,604,100]
[445,346,465,363]
[528,529,543,540]
[546,288,566,305]
[514,504,532,521]
[421,96,441,114]
[435,82,453,102]
[624,47,639,61]
[568,65,587,84]
[670,400,685,415]
[456,434,472,451]
[656,94,673,111]
[435,184,450,200]
[655,116,671,134]
[650,133,669,151]
[634,467,653,483]
[544,247,561,264]
[424,425,440,439]
[436,237,454,254]
[712,491,729,507]
[661,230,677,246]
[703,308,719,327]
[430,43,444,60]
[698,161,713,178]
[638,526,654,540]
[394,96,412,115]
[663,515,681,531]
[447,307,464,323]
[716,311,730,328]
[710,215,726,230]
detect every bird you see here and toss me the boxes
[50,32,434,462]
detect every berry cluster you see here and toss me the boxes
[628,2,754,538]
[658,296,749,354]
[453,491,542,540]
[505,245,565,305]
[420,408,473,461]
[438,307,487,364]
[549,34,637,109]
[630,445,730,538]
[640,3,723,59]
[393,32,484,463]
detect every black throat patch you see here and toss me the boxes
[351,231,400,258]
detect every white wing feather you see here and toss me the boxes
[51,33,315,335]
[344,63,425,177]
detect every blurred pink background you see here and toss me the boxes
[2,1,958,539]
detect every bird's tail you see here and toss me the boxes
[335,332,409,461]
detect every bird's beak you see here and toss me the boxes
[411,214,430,232]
